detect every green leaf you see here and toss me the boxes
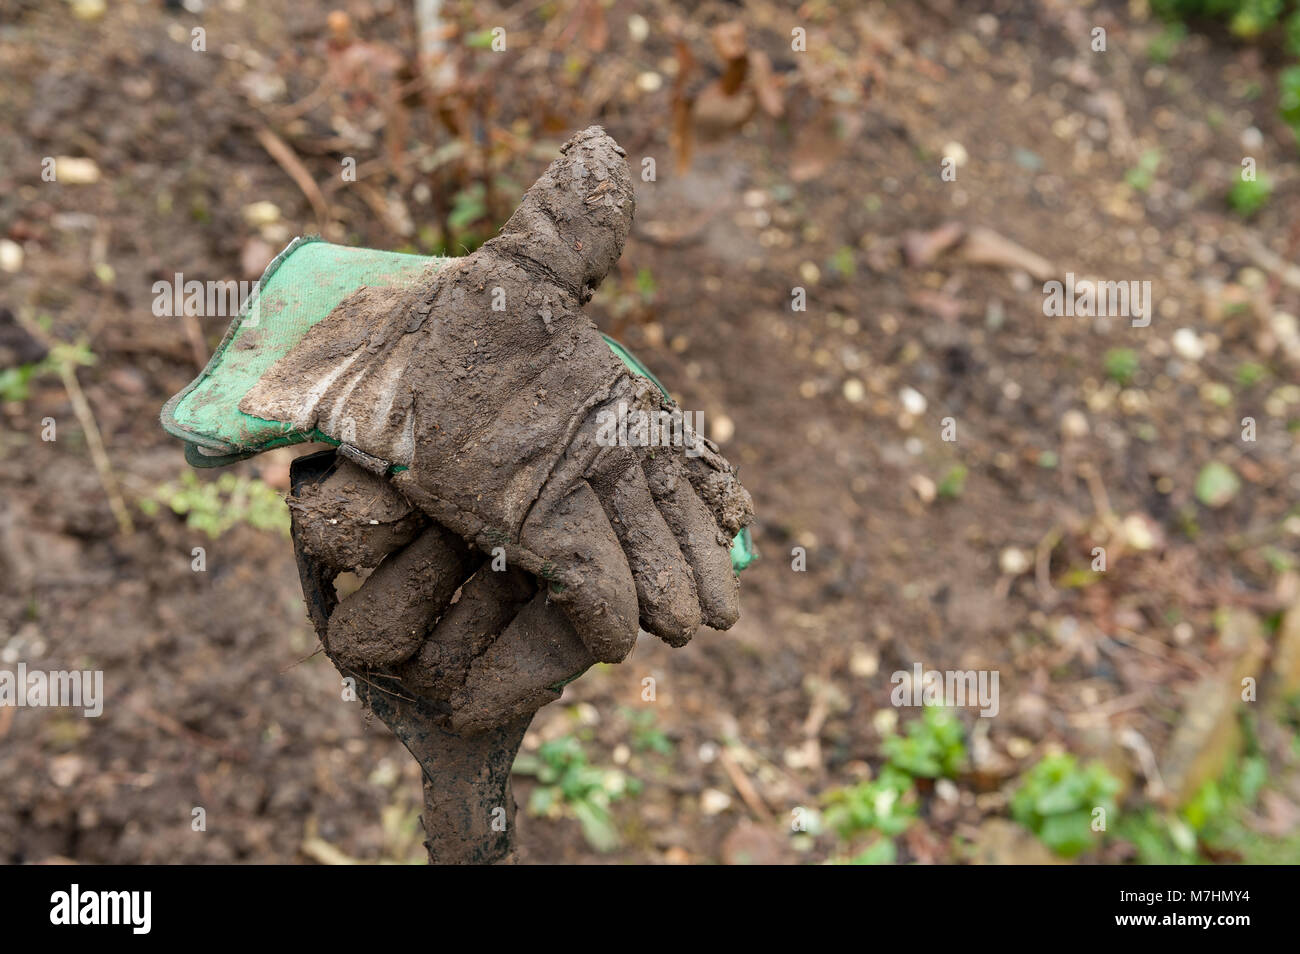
[1103,347,1139,385]
[848,839,896,864]
[1037,811,1092,857]
[571,798,621,852]
[1195,461,1241,508]
[1010,753,1119,858]
[937,464,967,499]
[528,786,555,817]
[1280,66,1300,129]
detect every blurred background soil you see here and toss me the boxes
[1,0,1299,864]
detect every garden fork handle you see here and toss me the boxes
[288,449,531,865]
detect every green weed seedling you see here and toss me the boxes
[1010,753,1120,858]
[512,735,641,853]
[618,706,674,756]
[0,361,42,403]
[1147,22,1187,63]
[1103,348,1139,386]
[823,764,917,842]
[1124,149,1162,193]
[139,471,290,539]
[1228,173,1272,217]
[882,705,968,779]
[937,464,967,500]
[819,707,969,863]
[0,339,95,403]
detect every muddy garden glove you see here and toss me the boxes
[243,126,753,662]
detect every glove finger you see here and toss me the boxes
[676,421,754,537]
[448,590,594,734]
[327,524,473,669]
[287,458,427,571]
[519,479,639,663]
[587,446,701,647]
[640,448,741,630]
[397,565,534,701]
[487,125,634,304]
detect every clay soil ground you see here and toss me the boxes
[1,0,1299,864]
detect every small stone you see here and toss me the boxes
[636,71,663,93]
[0,239,23,273]
[1171,327,1205,361]
[1271,312,1300,358]
[627,14,650,44]
[1237,266,1267,290]
[260,222,291,245]
[783,746,815,770]
[710,413,734,444]
[899,386,927,416]
[1121,513,1159,551]
[1005,736,1034,759]
[242,201,281,227]
[69,0,106,19]
[849,645,879,677]
[943,141,969,167]
[842,378,865,402]
[909,474,937,504]
[999,547,1030,576]
[54,157,100,184]
[700,788,733,815]
[1060,409,1089,439]
[49,754,84,788]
